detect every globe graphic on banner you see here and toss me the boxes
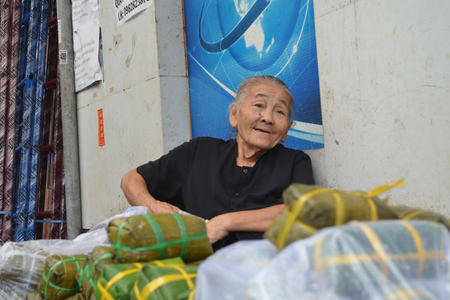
[199,0,302,71]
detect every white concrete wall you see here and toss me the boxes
[77,0,450,227]
[77,0,190,228]
[307,0,450,215]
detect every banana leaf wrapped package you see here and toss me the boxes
[390,205,450,231]
[25,291,43,300]
[265,179,402,249]
[77,246,116,299]
[314,221,447,299]
[107,213,213,264]
[37,255,86,300]
[96,257,184,300]
[130,264,197,300]
[0,242,48,288]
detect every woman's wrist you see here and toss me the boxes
[221,212,239,232]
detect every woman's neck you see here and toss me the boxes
[235,138,267,167]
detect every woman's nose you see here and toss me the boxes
[260,110,273,124]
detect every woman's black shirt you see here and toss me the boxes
[137,137,314,248]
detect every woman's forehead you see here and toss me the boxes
[245,82,291,104]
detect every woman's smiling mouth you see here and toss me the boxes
[254,128,271,134]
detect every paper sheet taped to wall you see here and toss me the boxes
[72,0,102,91]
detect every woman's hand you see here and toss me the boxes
[147,201,180,214]
[206,214,231,244]
[205,205,285,245]
[121,169,180,214]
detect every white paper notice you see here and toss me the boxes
[72,0,102,92]
[114,0,153,27]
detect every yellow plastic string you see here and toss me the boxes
[97,282,116,300]
[384,289,430,300]
[152,260,184,267]
[188,288,196,300]
[358,224,390,280]
[99,263,142,300]
[399,221,424,277]
[167,266,195,290]
[367,198,379,221]
[326,178,405,200]
[314,237,324,272]
[404,210,426,220]
[365,178,405,198]
[315,250,443,270]
[141,274,197,299]
[134,280,142,300]
[333,192,345,225]
[277,188,329,248]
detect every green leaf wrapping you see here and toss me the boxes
[76,246,116,299]
[130,264,198,300]
[107,213,213,264]
[37,255,86,300]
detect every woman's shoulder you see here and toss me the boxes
[275,143,308,155]
[272,143,311,161]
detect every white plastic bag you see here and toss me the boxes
[195,220,450,300]
[0,206,149,298]
[195,239,278,300]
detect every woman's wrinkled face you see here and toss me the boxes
[230,82,292,152]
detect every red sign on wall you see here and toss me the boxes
[98,109,105,146]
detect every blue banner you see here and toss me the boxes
[184,0,324,150]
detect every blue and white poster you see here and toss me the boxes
[184,0,324,150]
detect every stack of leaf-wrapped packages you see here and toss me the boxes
[265,179,403,249]
[195,178,450,299]
[0,206,138,299]
[195,219,450,300]
[104,213,211,299]
[0,237,110,298]
[27,213,212,300]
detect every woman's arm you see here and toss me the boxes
[205,204,285,244]
[121,169,180,213]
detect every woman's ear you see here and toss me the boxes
[229,103,238,128]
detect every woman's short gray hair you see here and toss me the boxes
[231,75,294,124]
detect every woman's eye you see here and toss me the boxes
[277,110,285,115]
[255,104,262,108]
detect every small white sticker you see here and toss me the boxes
[58,19,61,43]
[59,50,68,64]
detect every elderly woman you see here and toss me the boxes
[121,75,314,250]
